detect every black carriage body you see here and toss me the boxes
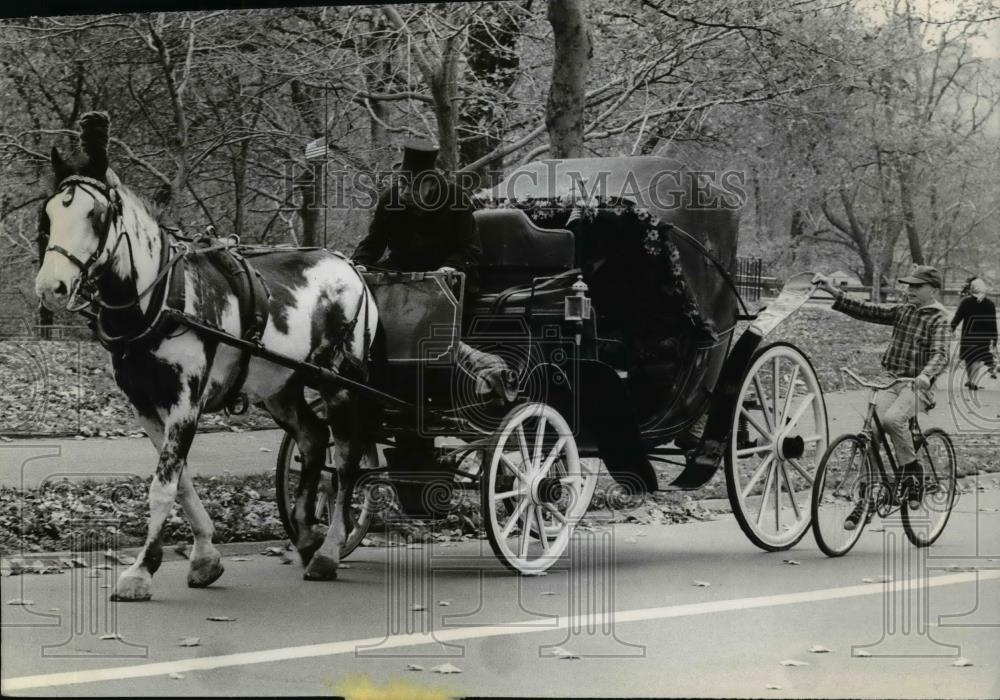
[471,157,742,447]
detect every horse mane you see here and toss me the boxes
[114,180,168,228]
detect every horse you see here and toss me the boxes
[34,112,379,600]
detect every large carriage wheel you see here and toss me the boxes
[275,401,375,560]
[725,341,828,551]
[482,402,594,574]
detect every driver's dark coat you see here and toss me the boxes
[353,181,481,294]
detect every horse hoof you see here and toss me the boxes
[110,574,152,602]
[297,534,323,567]
[303,554,339,581]
[187,555,225,588]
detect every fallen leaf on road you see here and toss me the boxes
[410,604,426,612]
[169,672,185,680]
[259,447,272,452]
[99,633,122,640]
[406,664,424,671]
[262,546,285,556]
[48,607,60,612]
[550,646,580,659]
[952,658,973,667]
[104,550,135,566]
[438,600,451,607]
[809,645,832,653]
[692,580,711,587]
[853,649,872,657]
[783,559,801,566]
[6,598,34,606]
[207,615,237,622]
[430,663,462,674]
[339,564,351,569]
[779,659,809,667]
[861,577,874,583]
[541,591,557,596]
[766,684,782,690]
[177,637,201,647]
[230,557,250,562]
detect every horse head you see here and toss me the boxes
[35,111,121,310]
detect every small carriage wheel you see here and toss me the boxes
[725,342,829,551]
[275,400,375,560]
[482,402,592,574]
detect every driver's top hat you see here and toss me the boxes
[399,140,439,175]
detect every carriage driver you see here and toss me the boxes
[813,266,950,529]
[352,141,482,295]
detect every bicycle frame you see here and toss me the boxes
[847,372,934,515]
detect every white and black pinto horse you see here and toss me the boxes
[35,113,379,600]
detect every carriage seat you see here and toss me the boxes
[474,209,575,295]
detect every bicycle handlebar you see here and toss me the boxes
[841,367,915,391]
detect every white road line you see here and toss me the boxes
[4,570,997,692]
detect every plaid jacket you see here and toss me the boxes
[832,293,951,380]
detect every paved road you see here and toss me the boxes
[2,378,996,489]
[2,484,998,697]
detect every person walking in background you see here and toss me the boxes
[951,277,998,390]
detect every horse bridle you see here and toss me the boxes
[46,175,123,275]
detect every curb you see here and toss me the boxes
[1,539,290,568]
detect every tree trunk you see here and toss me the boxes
[897,162,924,264]
[545,0,592,158]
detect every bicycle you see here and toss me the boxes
[811,369,957,557]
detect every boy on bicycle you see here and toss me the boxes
[813,267,950,526]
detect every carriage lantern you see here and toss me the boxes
[564,275,591,322]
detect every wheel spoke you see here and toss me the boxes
[540,436,569,474]
[787,457,816,485]
[536,506,550,551]
[516,425,532,471]
[543,502,567,523]
[495,488,528,501]
[737,444,772,457]
[753,374,775,433]
[500,498,529,539]
[519,506,534,558]
[500,453,528,483]
[783,392,816,432]
[778,364,800,428]
[756,459,776,525]
[741,454,775,500]
[533,416,547,471]
[778,461,802,519]
[772,357,781,427]
[740,406,772,441]
[774,456,782,530]
[801,433,824,443]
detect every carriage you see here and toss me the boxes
[274,156,830,574]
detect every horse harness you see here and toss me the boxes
[48,176,270,413]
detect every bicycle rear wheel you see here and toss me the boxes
[902,428,957,547]
[812,434,873,557]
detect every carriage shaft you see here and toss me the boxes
[162,309,410,409]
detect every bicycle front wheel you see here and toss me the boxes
[812,434,873,557]
[902,428,957,547]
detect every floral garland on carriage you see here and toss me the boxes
[472,193,715,354]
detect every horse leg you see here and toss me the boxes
[111,411,199,602]
[178,468,224,587]
[264,384,329,566]
[302,393,369,582]
[131,414,223,589]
